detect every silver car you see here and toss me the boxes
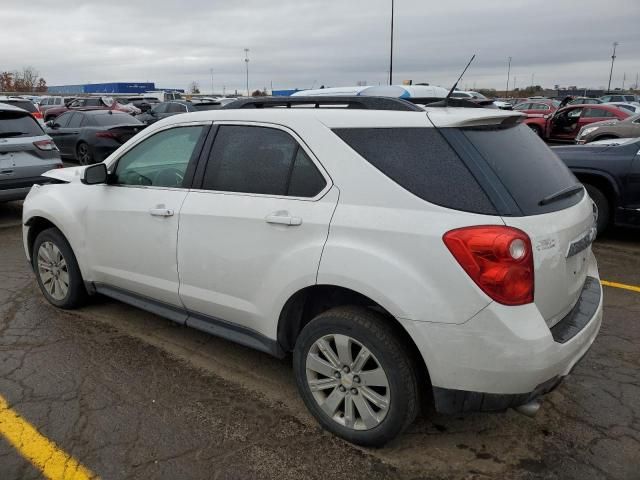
[0,103,63,202]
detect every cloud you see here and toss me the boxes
[2,0,639,93]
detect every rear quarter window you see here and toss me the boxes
[332,127,497,214]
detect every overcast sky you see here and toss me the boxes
[3,0,639,93]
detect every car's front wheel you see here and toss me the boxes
[32,228,87,309]
[585,184,610,235]
[293,306,419,447]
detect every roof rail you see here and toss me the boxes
[405,97,488,108]
[221,96,424,112]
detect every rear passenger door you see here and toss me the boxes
[177,123,338,338]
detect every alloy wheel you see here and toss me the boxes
[305,334,390,430]
[37,241,69,301]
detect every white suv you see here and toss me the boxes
[22,97,603,446]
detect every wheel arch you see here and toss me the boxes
[571,169,619,208]
[277,284,431,395]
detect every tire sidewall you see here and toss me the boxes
[32,228,84,308]
[293,313,415,447]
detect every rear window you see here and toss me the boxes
[92,113,141,126]
[0,111,44,137]
[333,127,497,214]
[444,124,582,215]
[0,100,37,113]
[193,103,221,111]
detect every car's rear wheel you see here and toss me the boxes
[293,306,419,447]
[76,142,93,165]
[585,184,610,235]
[32,228,87,309]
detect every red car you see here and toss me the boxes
[44,96,131,122]
[524,104,630,142]
[512,99,559,115]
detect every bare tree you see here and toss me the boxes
[0,71,14,91]
[13,66,40,91]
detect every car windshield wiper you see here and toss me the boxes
[538,184,584,206]
[0,131,29,138]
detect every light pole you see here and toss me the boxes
[389,0,394,85]
[607,42,618,93]
[505,56,512,98]
[210,68,214,95]
[244,48,250,96]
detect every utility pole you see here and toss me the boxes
[531,73,534,87]
[505,56,512,98]
[622,72,626,91]
[244,48,250,96]
[607,42,618,93]
[389,0,394,85]
[210,68,214,95]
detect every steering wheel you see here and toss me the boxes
[153,167,185,187]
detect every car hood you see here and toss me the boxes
[41,165,87,183]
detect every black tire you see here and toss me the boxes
[76,142,93,165]
[527,124,542,137]
[293,306,419,447]
[32,227,87,309]
[585,184,610,235]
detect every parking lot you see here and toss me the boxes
[0,201,638,480]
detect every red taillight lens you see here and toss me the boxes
[95,131,116,139]
[33,139,58,151]
[443,226,534,305]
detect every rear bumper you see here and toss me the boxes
[400,254,603,413]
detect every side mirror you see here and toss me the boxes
[45,120,55,128]
[81,163,108,185]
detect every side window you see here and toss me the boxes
[113,126,205,188]
[583,108,614,118]
[601,96,611,102]
[67,113,83,128]
[514,103,530,110]
[54,112,73,128]
[288,148,327,197]
[201,125,325,197]
[567,108,582,119]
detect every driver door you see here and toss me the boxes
[83,123,210,307]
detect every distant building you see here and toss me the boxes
[272,89,303,96]
[47,82,184,95]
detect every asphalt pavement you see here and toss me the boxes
[0,201,638,480]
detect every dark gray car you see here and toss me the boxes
[0,103,63,202]
[45,110,144,165]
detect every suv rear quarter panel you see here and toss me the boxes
[302,122,502,324]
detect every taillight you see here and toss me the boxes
[33,139,58,151]
[443,226,534,306]
[95,131,116,139]
[32,111,43,119]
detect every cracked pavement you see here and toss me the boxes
[0,201,638,479]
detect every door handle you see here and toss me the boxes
[265,213,302,226]
[0,169,13,175]
[149,208,174,217]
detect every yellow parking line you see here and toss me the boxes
[0,394,96,480]
[601,280,640,294]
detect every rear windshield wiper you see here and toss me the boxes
[539,184,584,206]
[0,131,29,138]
